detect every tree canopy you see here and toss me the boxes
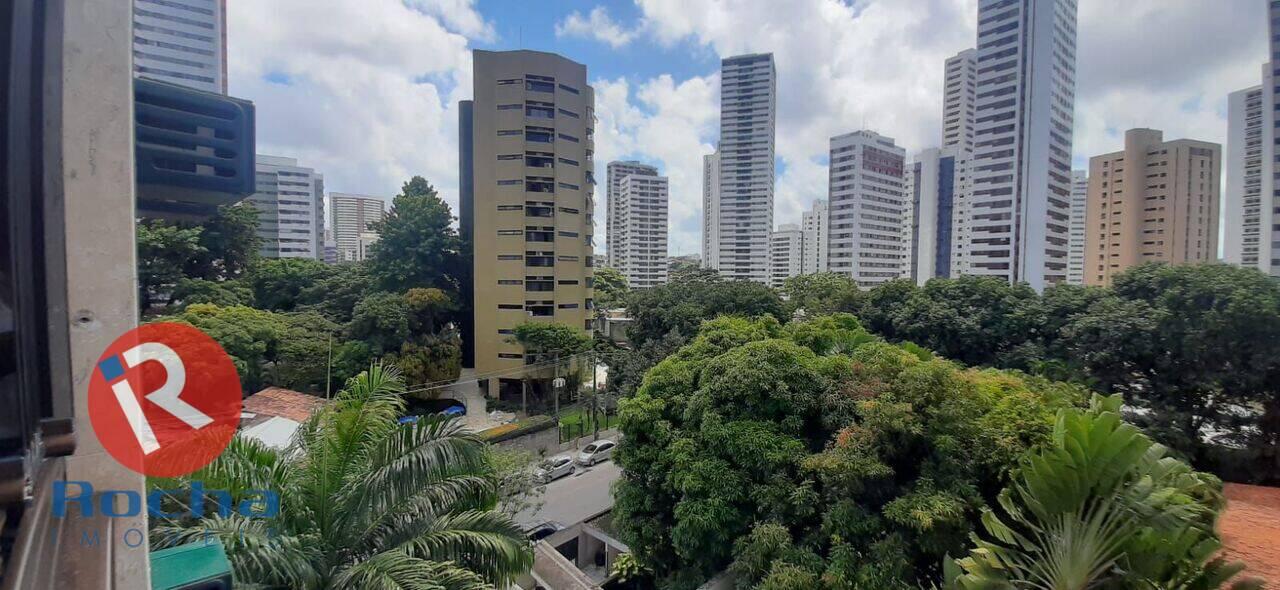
[366,176,464,294]
[613,314,1089,589]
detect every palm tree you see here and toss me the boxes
[944,395,1260,590]
[152,362,533,589]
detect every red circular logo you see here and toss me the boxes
[88,323,242,477]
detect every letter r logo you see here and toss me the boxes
[88,323,241,477]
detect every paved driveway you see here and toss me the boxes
[514,460,621,528]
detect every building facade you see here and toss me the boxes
[459,50,596,397]
[132,0,227,93]
[612,170,670,289]
[704,53,776,283]
[606,161,659,269]
[942,49,977,152]
[329,193,387,263]
[828,131,907,288]
[249,155,324,259]
[701,149,722,270]
[769,223,804,288]
[1066,170,1088,284]
[905,146,967,285]
[1085,129,1221,286]
[1225,85,1269,272]
[968,0,1077,290]
[801,199,829,274]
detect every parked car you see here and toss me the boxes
[534,454,575,483]
[525,521,564,542]
[575,439,616,466]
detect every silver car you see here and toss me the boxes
[534,455,575,483]
[575,439,616,466]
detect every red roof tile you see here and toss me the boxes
[242,387,328,424]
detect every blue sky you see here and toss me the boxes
[228,0,1265,257]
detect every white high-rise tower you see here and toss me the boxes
[132,0,227,94]
[801,199,828,274]
[1066,171,1088,285]
[607,161,659,269]
[828,130,907,288]
[967,0,1077,290]
[704,53,776,283]
[942,49,976,152]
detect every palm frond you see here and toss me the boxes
[327,550,488,590]
[396,510,534,587]
[152,515,320,589]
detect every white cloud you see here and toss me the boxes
[227,0,488,214]
[591,74,721,254]
[556,7,640,49]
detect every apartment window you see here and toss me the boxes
[557,133,579,143]
[497,204,523,211]
[497,154,522,161]
[526,103,554,119]
[498,279,523,286]
[497,103,522,110]
[557,108,580,118]
[497,129,521,136]
[498,353,523,359]
[497,254,524,261]
[497,229,522,236]
[558,303,579,309]
[558,83,580,94]
[497,180,521,186]
[526,79,554,93]
[558,157,579,166]
[527,304,554,317]
[498,329,515,335]
[498,304,523,310]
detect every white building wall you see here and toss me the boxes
[1066,170,1088,285]
[607,161,658,269]
[250,155,325,260]
[132,0,226,93]
[711,54,776,283]
[615,173,670,288]
[769,224,804,288]
[942,49,976,152]
[968,0,1076,290]
[1226,80,1275,274]
[801,199,828,274]
[828,131,907,288]
[702,150,722,270]
[330,193,387,263]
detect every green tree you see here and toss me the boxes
[185,204,261,280]
[946,395,1259,590]
[612,315,1087,589]
[248,258,333,312]
[297,262,373,324]
[781,272,861,317]
[392,333,462,388]
[406,287,458,334]
[626,272,785,348]
[137,220,206,311]
[151,364,533,588]
[168,278,254,310]
[593,267,629,309]
[367,177,464,293]
[348,291,411,356]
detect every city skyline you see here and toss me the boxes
[224,0,1261,258]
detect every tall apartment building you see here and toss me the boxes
[1225,1,1280,277]
[702,149,722,269]
[968,0,1077,290]
[1066,171,1088,284]
[458,50,595,397]
[132,0,227,93]
[942,49,977,152]
[703,53,777,283]
[612,169,670,289]
[249,155,324,259]
[1085,128,1221,286]
[769,224,804,288]
[1225,86,1269,271]
[801,199,829,274]
[905,146,968,285]
[828,131,907,288]
[606,161,659,268]
[329,193,387,263]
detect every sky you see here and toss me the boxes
[227,0,1266,257]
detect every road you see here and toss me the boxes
[514,460,622,528]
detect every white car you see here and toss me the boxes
[575,439,616,466]
[534,455,575,483]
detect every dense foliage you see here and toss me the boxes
[612,314,1088,589]
[782,265,1280,484]
[625,271,785,348]
[140,175,472,398]
[947,395,1257,589]
[593,266,630,309]
[151,364,532,589]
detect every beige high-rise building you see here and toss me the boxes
[459,50,595,397]
[1085,128,1220,286]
